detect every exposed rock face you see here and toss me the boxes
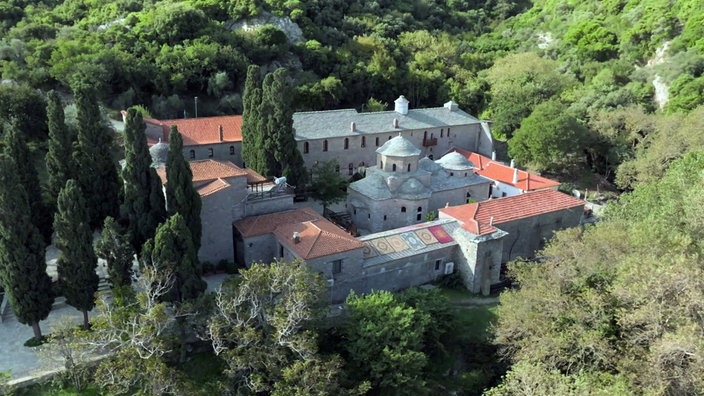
[227,12,305,44]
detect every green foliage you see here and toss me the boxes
[165,128,202,252]
[45,90,76,213]
[95,217,134,289]
[0,153,52,340]
[309,160,348,209]
[53,179,99,328]
[241,64,263,173]
[0,84,47,141]
[363,97,387,112]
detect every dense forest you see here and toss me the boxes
[1,0,704,394]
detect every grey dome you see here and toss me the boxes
[376,135,421,157]
[435,152,474,171]
[418,157,442,174]
[149,139,169,166]
[398,178,426,195]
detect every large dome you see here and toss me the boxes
[149,139,169,166]
[435,152,474,171]
[376,135,421,157]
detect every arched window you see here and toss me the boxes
[303,142,309,154]
[380,161,383,169]
[401,207,406,213]
[450,172,454,176]
[208,148,214,158]
[344,138,349,150]
[348,163,353,175]
[189,150,195,159]
[323,140,328,152]
[407,164,411,172]
[392,164,397,171]
[440,129,444,137]
[361,136,366,147]
[388,135,392,140]
[229,146,235,155]
[424,131,428,140]
[375,137,380,146]
[417,206,422,212]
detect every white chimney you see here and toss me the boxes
[394,95,409,115]
[350,122,356,132]
[491,151,496,161]
[513,168,519,184]
[292,232,300,244]
[490,216,494,226]
[510,159,515,168]
[444,100,459,111]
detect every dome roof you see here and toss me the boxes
[149,139,169,166]
[435,152,474,171]
[398,177,426,195]
[418,156,442,174]
[376,135,421,157]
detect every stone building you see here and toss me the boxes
[292,96,493,174]
[347,135,491,233]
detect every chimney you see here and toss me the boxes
[293,232,300,244]
[350,122,356,132]
[513,168,519,184]
[510,159,515,168]
[491,151,496,161]
[392,118,399,128]
[218,125,224,142]
[490,216,494,226]
[444,100,459,111]
[394,95,409,115]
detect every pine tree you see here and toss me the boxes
[73,83,120,228]
[142,214,205,302]
[166,127,202,252]
[4,122,52,242]
[95,216,135,289]
[45,90,75,212]
[54,179,100,329]
[241,64,264,173]
[0,154,53,340]
[120,108,166,249]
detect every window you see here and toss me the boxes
[392,164,397,171]
[189,150,195,159]
[348,163,353,175]
[332,259,342,274]
[417,206,422,212]
[344,138,349,150]
[464,172,468,177]
[448,128,451,135]
[361,136,366,147]
[388,136,392,140]
[229,146,235,155]
[450,172,454,176]
[375,137,380,146]
[417,213,422,221]
[435,259,442,270]
[303,142,309,154]
[335,164,340,173]
[380,161,383,169]
[384,215,387,221]
[279,245,284,258]
[424,131,428,140]
[502,192,507,197]
[407,164,411,172]
[401,207,406,213]
[323,140,328,152]
[208,148,214,158]
[440,129,444,138]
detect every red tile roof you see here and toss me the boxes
[439,190,585,235]
[274,219,364,260]
[448,148,560,191]
[146,115,243,146]
[197,178,230,197]
[234,207,324,238]
[155,160,249,185]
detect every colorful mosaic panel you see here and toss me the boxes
[414,228,438,245]
[428,225,453,243]
[386,235,410,252]
[400,232,425,250]
[362,242,378,258]
[370,238,395,255]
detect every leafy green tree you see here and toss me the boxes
[0,154,53,340]
[95,217,135,289]
[241,64,264,173]
[165,127,202,252]
[3,121,51,242]
[309,160,348,211]
[344,290,430,395]
[508,99,591,173]
[363,97,388,112]
[142,214,205,303]
[207,260,328,393]
[73,83,120,228]
[0,84,47,141]
[45,90,76,213]
[120,108,166,250]
[54,179,99,329]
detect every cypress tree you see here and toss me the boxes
[73,83,120,228]
[142,214,205,302]
[166,127,202,252]
[260,72,279,176]
[4,121,52,242]
[54,179,100,329]
[0,154,53,340]
[120,108,166,249]
[45,90,75,211]
[241,64,264,173]
[95,216,135,289]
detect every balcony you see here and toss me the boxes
[422,137,437,147]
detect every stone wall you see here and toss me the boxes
[452,230,504,294]
[182,142,243,167]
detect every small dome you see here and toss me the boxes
[377,135,421,157]
[398,178,425,195]
[149,139,169,166]
[435,152,475,171]
[418,157,442,174]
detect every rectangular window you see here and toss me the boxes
[435,259,442,270]
[208,148,214,158]
[332,259,342,274]
[375,137,380,146]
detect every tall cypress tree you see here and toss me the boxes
[54,179,99,329]
[260,72,279,176]
[73,83,120,228]
[45,90,75,212]
[95,216,135,289]
[166,127,202,252]
[241,64,264,173]
[142,214,205,302]
[120,108,166,249]
[0,154,53,340]
[4,122,52,242]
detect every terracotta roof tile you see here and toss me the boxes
[447,148,560,191]
[197,178,230,197]
[155,159,248,185]
[274,219,364,260]
[234,207,323,238]
[150,115,243,146]
[439,190,585,235]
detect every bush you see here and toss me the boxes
[202,261,214,274]
[223,260,238,274]
[24,336,46,347]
